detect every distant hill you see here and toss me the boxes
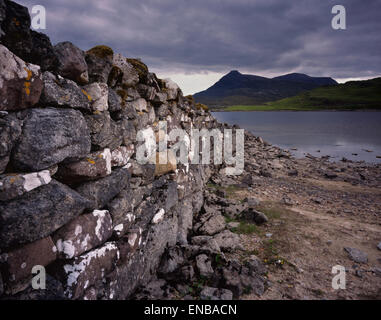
[223,77,381,111]
[194,71,337,107]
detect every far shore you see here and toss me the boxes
[211,108,381,112]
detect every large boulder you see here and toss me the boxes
[0,0,31,60]
[112,53,139,87]
[39,71,91,111]
[0,1,58,71]
[56,148,112,184]
[85,45,113,83]
[54,41,88,84]
[53,210,113,259]
[12,108,91,171]
[84,111,123,151]
[82,82,109,112]
[0,44,43,111]
[0,113,22,173]
[76,168,130,210]
[0,180,90,249]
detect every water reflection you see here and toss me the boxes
[212,111,381,163]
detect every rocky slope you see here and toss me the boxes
[0,0,267,300]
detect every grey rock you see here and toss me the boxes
[246,255,267,276]
[377,242,381,251]
[0,113,22,173]
[85,46,113,83]
[242,209,268,225]
[177,199,193,244]
[76,168,130,210]
[344,247,368,264]
[53,209,113,259]
[84,111,123,151]
[0,180,89,249]
[200,287,233,301]
[54,41,88,84]
[196,254,214,278]
[0,44,43,111]
[246,197,260,208]
[0,169,52,201]
[191,236,221,253]
[197,212,226,236]
[40,71,91,110]
[108,88,123,113]
[82,82,109,112]
[12,108,91,171]
[213,230,243,252]
[112,53,139,87]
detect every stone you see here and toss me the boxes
[12,108,91,171]
[85,45,113,83]
[197,213,226,236]
[0,169,52,201]
[196,254,214,278]
[56,149,112,184]
[223,203,248,219]
[200,287,233,301]
[0,113,22,173]
[112,53,139,87]
[1,237,57,284]
[191,236,221,253]
[0,1,58,72]
[247,197,260,208]
[154,150,177,177]
[117,228,143,259]
[54,242,119,299]
[176,199,193,244]
[76,168,130,210]
[163,78,179,100]
[54,41,88,84]
[344,247,368,264]
[0,180,90,249]
[108,88,122,113]
[213,230,242,252]
[28,31,59,72]
[130,98,148,113]
[377,242,381,251]
[111,145,134,168]
[53,210,113,259]
[107,187,145,232]
[0,44,43,111]
[39,71,91,110]
[246,255,267,276]
[84,111,123,151]
[242,209,268,225]
[82,82,109,112]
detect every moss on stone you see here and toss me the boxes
[196,103,208,111]
[108,66,122,86]
[86,45,114,59]
[126,58,148,78]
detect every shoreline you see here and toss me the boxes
[211,109,381,112]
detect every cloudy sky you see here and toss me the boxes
[19,0,381,95]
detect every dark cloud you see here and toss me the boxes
[18,0,381,79]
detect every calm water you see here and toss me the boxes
[212,111,381,163]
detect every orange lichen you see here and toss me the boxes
[87,158,96,165]
[81,89,92,101]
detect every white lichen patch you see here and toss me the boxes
[63,242,119,298]
[101,148,112,174]
[23,170,51,192]
[152,208,165,224]
[56,239,76,259]
[92,210,109,241]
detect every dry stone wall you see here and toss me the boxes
[0,0,220,300]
